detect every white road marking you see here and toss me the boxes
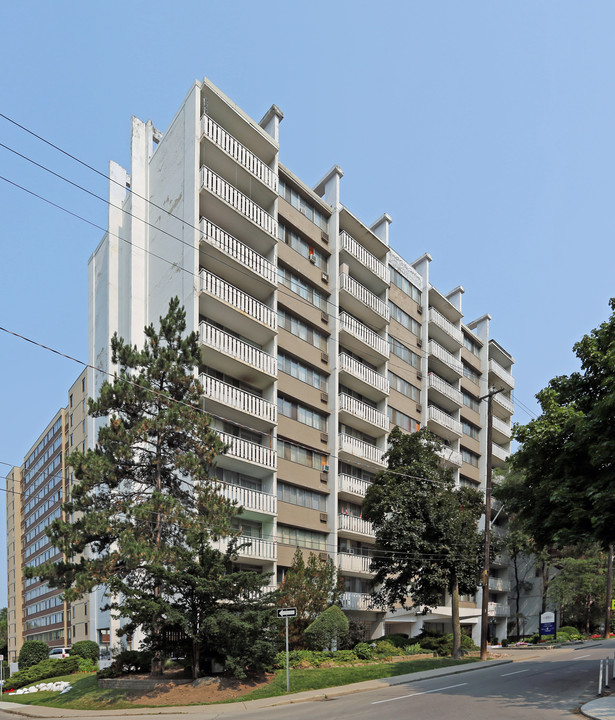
[575,654,591,659]
[501,669,530,676]
[372,683,468,704]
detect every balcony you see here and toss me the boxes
[340,592,373,611]
[338,433,386,468]
[200,269,276,332]
[492,442,509,462]
[338,513,375,537]
[217,431,277,469]
[339,394,388,432]
[488,602,510,618]
[428,340,463,377]
[200,374,276,426]
[214,535,277,562]
[492,415,512,443]
[200,218,277,288]
[201,166,277,238]
[340,312,389,359]
[339,273,389,327]
[489,577,511,593]
[338,474,371,499]
[489,360,515,390]
[215,482,277,515]
[428,373,463,408]
[428,405,462,439]
[429,307,463,348]
[201,114,278,192]
[199,322,276,380]
[339,353,389,399]
[338,553,373,575]
[437,446,462,467]
[494,392,514,417]
[340,231,389,285]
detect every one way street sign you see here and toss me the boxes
[277,607,297,618]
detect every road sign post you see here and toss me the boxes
[277,607,297,692]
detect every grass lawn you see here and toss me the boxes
[0,657,479,710]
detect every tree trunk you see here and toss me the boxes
[451,578,462,660]
[193,639,200,680]
[513,553,521,639]
[150,427,164,677]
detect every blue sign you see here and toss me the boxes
[540,612,555,636]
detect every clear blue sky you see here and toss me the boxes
[1,1,614,606]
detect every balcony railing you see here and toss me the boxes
[492,443,509,462]
[492,416,511,438]
[339,273,389,321]
[428,373,462,405]
[200,270,276,330]
[494,393,514,415]
[338,513,375,537]
[217,431,277,469]
[437,446,462,467]
[338,553,373,574]
[338,474,371,498]
[489,577,511,593]
[489,360,515,389]
[200,374,276,424]
[201,114,278,192]
[214,535,277,561]
[340,231,389,283]
[338,433,386,467]
[428,406,462,436]
[340,592,373,611]
[339,354,389,395]
[488,602,510,618]
[339,394,388,431]
[340,312,389,358]
[214,482,277,515]
[428,340,463,376]
[200,218,276,285]
[199,322,277,377]
[201,166,277,238]
[429,307,463,345]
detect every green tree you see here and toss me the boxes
[0,607,7,658]
[304,605,349,651]
[278,548,344,648]
[363,427,484,660]
[18,640,49,669]
[28,299,234,676]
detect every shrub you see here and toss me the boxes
[372,634,409,649]
[71,640,100,661]
[501,639,510,647]
[76,657,98,672]
[96,665,121,679]
[558,626,579,636]
[354,642,373,660]
[96,649,152,678]
[405,642,431,655]
[18,640,49,669]
[373,640,398,658]
[274,649,358,669]
[415,631,477,656]
[305,606,349,651]
[5,657,79,691]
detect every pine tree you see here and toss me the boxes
[29,298,236,676]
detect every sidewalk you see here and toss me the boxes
[0,659,513,718]
[581,697,615,720]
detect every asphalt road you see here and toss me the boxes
[0,642,612,720]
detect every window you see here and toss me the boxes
[339,423,377,445]
[278,352,328,390]
[277,524,327,551]
[278,308,328,351]
[390,267,421,303]
[232,518,262,538]
[338,538,373,556]
[278,395,327,431]
[462,391,480,413]
[389,301,420,336]
[389,337,419,367]
[278,178,329,232]
[82,377,86,392]
[461,448,480,467]
[69,394,73,408]
[277,482,327,511]
[339,384,377,408]
[338,462,375,482]
[463,334,481,357]
[338,500,363,517]
[388,406,419,433]
[278,264,328,311]
[340,346,376,371]
[344,576,371,593]
[215,467,262,491]
[462,362,480,384]
[460,475,479,488]
[277,437,328,469]
[278,222,328,269]
[388,371,420,401]
[462,420,480,440]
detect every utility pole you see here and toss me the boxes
[479,386,504,661]
[604,544,613,639]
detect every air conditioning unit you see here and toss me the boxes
[321,392,329,404]
[322,464,330,473]
[321,352,329,364]
[417,371,423,380]
[309,254,317,264]
[321,272,329,283]
[320,433,329,444]
[321,312,329,324]
[321,232,329,244]
[416,404,423,413]
[320,513,328,524]
[417,305,423,314]
[319,552,329,561]
[320,472,328,483]
[417,338,423,348]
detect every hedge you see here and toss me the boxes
[4,657,79,692]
